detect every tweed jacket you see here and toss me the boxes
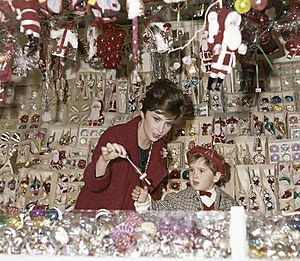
[151,186,238,211]
[75,115,168,210]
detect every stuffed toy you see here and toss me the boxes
[13,0,40,38]
[206,9,247,92]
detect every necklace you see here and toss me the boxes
[126,142,153,185]
[142,142,153,176]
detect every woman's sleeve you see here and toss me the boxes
[82,128,115,192]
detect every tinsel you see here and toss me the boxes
[12,47,39,77]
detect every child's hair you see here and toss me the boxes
[187,153,217,173]
[141,79,185,122]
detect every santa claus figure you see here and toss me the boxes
[13,0,40,38]
[50,149,63,170]
[206,9,247,92]
[88,100,105,126]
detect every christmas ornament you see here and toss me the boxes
[251,0,268,11]
[88,100,104,126]
[234,0,251,14]
[38,0,63,16]
[88,0,121,22]
[264,116,275,135]
[126,0,144,20]
[96,23,126,69]
[50,22,78,60]
[285,38,300,59]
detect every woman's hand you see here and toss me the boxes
[131,186,149,203]
[101,142,127,162]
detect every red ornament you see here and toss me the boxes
[285,39,300,59]
[251,0,268,11]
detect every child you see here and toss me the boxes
[132,146,237,212]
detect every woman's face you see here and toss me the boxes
[141,110,176,142]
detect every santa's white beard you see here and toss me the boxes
[90,108,100,121]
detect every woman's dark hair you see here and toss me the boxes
[141,79,185,122]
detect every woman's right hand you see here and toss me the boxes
[100,142,127,162]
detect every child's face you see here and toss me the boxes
[188,157,220,191]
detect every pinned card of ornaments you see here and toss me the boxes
[96,23,126,69]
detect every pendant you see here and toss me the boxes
[275,117,285,135]
[264,116,275,135]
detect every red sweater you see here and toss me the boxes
[75,116,168,210]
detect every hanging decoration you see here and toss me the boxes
[86,21,100,60]
[38,0,63,17]
[13,0,41,38]
[96,22,126,69]
[234,0,251,14]
[251,0,268,11]
[206,9,247,91]
[88,0,121,22]
[0,0,14,23]
[285,39,300,59]
[50,21,78,60]
[0,37,13,82]
[143,21,173,53]
[126,0,145,64]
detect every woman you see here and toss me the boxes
[75,79,185,210]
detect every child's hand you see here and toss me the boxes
[131,186,149,203]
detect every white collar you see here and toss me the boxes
[198,187,216,207]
